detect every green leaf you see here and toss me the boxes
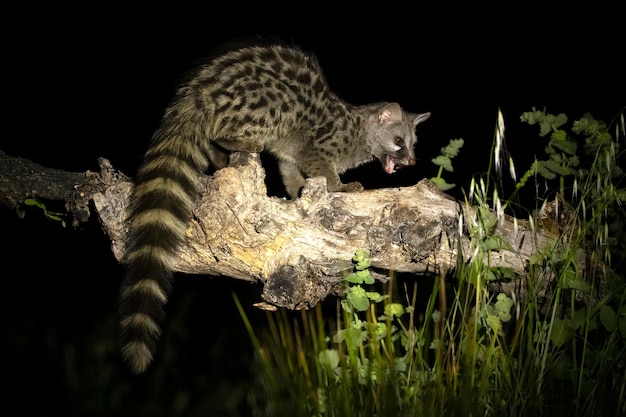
[352,250,371,271]
[486,315,501,332]
[571,307,588,330]
[346,269,373,284]
[24,198,45,209]
[348,295,370,311]
[566,278,591,292]
[549,136,577,155]
[495,267,515,280]
[374,322,387,339]
[599,305,617,332]
[318,349,339,369]
[529,249,545,266]
[346,272,362,284]
[441,138,464,158]
[619,316,626,339]
[431,155,453,171]
[431,310,441,323]
[366,291,384,302]
[333,327,362,346]
[572,113,603,136]
[536,161,557,179]
[567,155,579,167]
[494,293,514,322]
[550,129,568,141]
[540,159,574,177]
[429,176,455,191]
[487,266,515,282]
[549,318,576,347]
[347,286,370,312]
[482,236,502,251]
[384,303,405,319]
[352,249,367,263]
[520,108,567,136]
[552,113,568,129]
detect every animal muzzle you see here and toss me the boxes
[383,154,415,174]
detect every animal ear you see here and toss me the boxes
[378,103,403,124]
[413,112,431,126]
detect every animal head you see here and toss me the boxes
[366,102,430,174]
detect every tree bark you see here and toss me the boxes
[0,150,608,310]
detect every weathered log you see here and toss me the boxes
[1,150,607,310]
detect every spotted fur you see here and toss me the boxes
[119,43,430,373]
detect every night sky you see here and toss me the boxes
[2,4,623,416]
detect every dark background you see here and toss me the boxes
[1,4,623,416]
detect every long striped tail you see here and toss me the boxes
[119,122,209,374]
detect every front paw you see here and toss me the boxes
[213,139,264,153]
[337,181,364,193]
[245,142,264,153]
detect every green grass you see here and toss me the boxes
[237,108,626,417]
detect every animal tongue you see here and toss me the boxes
[384,155,396,174]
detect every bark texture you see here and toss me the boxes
[1,150,608,310]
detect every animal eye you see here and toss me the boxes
[394,136,404,146]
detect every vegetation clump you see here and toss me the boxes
[239,108,626,417]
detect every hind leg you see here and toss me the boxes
[278,160,306,199]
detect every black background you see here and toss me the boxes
[1,4,623,416]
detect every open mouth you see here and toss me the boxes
[383,155,405,174]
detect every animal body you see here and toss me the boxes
[119,43,431,373]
